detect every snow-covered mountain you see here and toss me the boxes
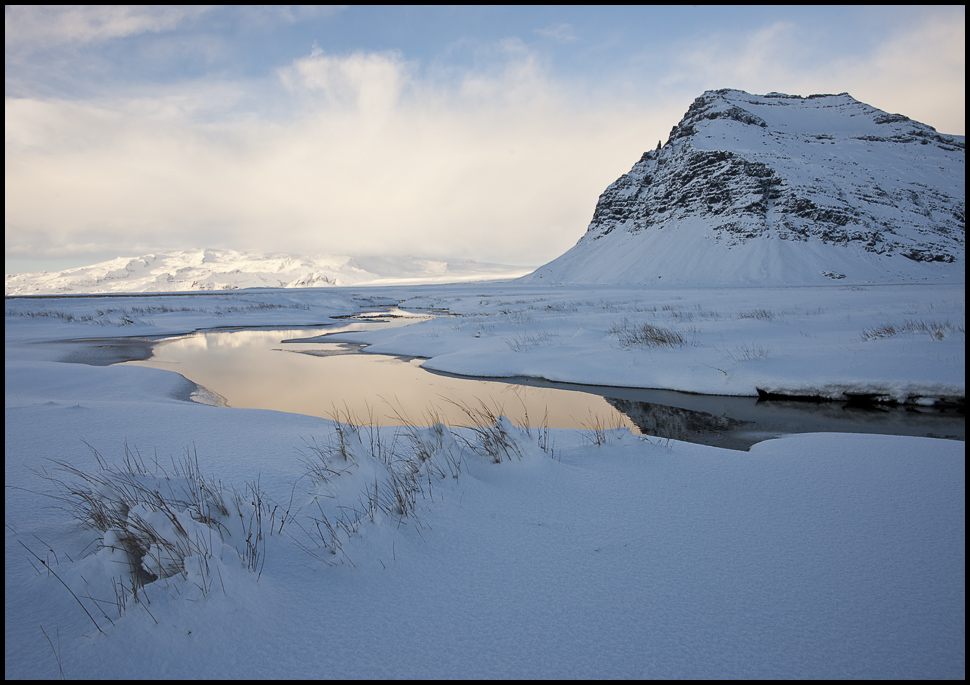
[524,89,965,285]
[4,249,534,296]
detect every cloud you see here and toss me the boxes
[242,5,345,26]
[4,45,664,266]
[654,9,965,135]
[534,23,579,43]
[278,46,413,117]
[670,21,798,87]
[4,5,211,50]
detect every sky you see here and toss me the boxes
[4,5,966,275]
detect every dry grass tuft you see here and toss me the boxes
[608,319,686,348]
[860,319,963,342]
[32,441,271,613]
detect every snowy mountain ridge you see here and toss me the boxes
[525,89,965,285]
[5,248,535,295]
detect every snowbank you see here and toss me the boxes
[5,283,965,678]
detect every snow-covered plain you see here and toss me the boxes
[5,281,965,678]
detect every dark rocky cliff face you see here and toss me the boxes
[529,89,965,285]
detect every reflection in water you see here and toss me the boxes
[606,398,753,449]
[604,396,964,450]
[122,322,965,451]
[125,325,641,435]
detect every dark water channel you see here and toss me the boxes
[107,315,966,451]
[456,374,965,450]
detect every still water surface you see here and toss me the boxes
[123,319,965,450]
[124,320,641,430]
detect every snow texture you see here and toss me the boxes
[5,281,965,679]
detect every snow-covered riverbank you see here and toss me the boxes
[5,282,965,678]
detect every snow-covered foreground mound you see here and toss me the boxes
[5,284,965,678]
